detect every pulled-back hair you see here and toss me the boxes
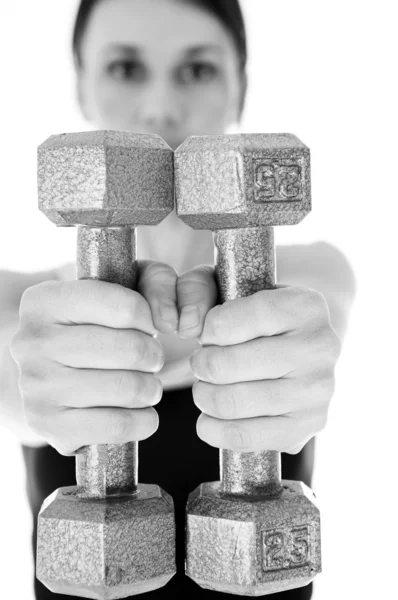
[72,0,248,74]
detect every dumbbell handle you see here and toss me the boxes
[215,226,284,497]
[75,225,139,499]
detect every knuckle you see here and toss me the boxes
[215,387,237,419]
[116,372,152,406]
[319,411,328,431]
[251,291,268,321]
[330,329,342,359]
[312,409,328,433]
[24,399,51,436]
[9,329,25,360]
[10,326,33,360]
[19,282,46,313]
[178,267,213,303]
[131,336,148,365]
[106,409,131,442]
[113,286,136,322]
[18,368,42,397]
[145,261,176,282]
[309,369,336,401]
[293,287,326,321]
[114,331,142,364]
[12,321,52,363]
[208,305,228,340]
[318,329,342,362]
[224,423,252,451]
[308,288,327,311]
[24,407,41,435]
[26,280,61,313]
[203,348,223,383]
[301,407,328,438]
[116,371,136,402]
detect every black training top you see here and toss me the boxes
[21,386,315,599]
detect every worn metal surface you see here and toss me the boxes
[37,131,176,598]
[38,130,174,226]
[174,133,311,230]
[76,228,138,500]
[37,485,176,599]
[186,481,321,596]
[175,133,319,595]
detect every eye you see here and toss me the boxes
[178,62,219,84]
[106,60,146,82]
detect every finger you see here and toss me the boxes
[22,278,156,334]
[199,285,328,346]
[192,375,332,419]
[196,411,322,453]
[45,325,164,372]
[177,265,218,339]
[190,333,306,384]
[54,367,163,409]
[137,260,179,334]
[48,407,159,456]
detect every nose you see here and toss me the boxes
[138,78,182,132]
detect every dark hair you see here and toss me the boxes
[72,0,248,74]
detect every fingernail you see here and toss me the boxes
[179,305,200,333]
[159,301,178,333]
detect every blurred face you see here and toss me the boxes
[77,0,246,150]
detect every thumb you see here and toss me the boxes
[177,265,218,339]
[137,260,179,334]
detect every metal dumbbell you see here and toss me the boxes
[36,130,176,599]
[175,133,321,596]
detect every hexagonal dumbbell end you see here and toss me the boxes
[38,130,174,227]
[174,133,311,231]
[37,484,176,599]
[186,481,321,596]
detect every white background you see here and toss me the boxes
[0,1,396,598]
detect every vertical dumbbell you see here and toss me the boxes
[175,134,321,595]
[36,131,176,599]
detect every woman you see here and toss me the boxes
[1,0,356,598]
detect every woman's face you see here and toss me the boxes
[77,0,246,150]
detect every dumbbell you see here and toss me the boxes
[174,134,321,595]
[36,131,176,599]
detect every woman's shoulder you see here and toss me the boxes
[277,240,350,262]
[0,261,78,314]
[276,240,353,274]
[277,241,356,287]
[54,261,76,281]
[0,265,63,311]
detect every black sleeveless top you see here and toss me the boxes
[21,386,315,599]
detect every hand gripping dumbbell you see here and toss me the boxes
[174,134,321,596]
[36,131,176,599]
